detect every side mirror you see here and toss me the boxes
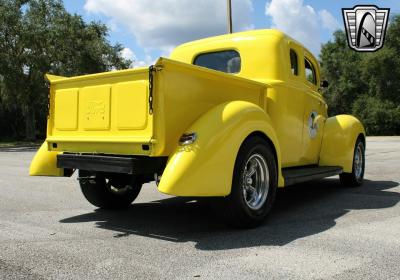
[320,80,329,88]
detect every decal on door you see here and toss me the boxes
[308,111,319,138]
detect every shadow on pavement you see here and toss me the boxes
[60,178,399,250]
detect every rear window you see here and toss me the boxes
[194,50,241,74]
[290,49,298,75]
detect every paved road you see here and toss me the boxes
[0,137,399,279]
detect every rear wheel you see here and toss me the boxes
[78,170,142,209]
[224,136,277,228]
[339,138,365,187]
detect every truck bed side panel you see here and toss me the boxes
[152,58,267,156]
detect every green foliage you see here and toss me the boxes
[320,15,400,135]
[1,2,399,138]
[320,30,365,115]
[0,0,131,140]
[361,48,400,104]
[353,96,400,135]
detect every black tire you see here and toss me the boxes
[224,136,277,228]
[339,138,365,187]
[78,170,142,209]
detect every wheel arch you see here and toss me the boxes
[319,114,366,172]
[242,131,279,181]
[358,132,366,147]
[157,100,283,197]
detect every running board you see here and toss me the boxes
[282,166,343,186]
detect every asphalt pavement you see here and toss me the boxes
[0,137,399,279]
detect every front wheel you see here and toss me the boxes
[224,136,277,228]
[339,138,365,187]
[78,171,142,209]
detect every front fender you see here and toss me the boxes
[319,115,365,172]
[157,101,283,197]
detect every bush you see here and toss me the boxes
[352,95,400,135]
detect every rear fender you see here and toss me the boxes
[29,142,66,176]
[157,101,283,197]
[319,115,366,172]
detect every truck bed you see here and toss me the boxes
[46,58,267,156]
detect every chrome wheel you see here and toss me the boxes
[242,154,270,210]
[354,142,364,180]
[227,136,277,227]
[339,138,365,188]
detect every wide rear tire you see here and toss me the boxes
[79,170,142,209]
[224,136,277,228]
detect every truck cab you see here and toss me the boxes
[170,30,327,168]
[30,29,366,227]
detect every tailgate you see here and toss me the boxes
[46,68,153,155]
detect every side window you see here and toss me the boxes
[304,58,316,85]
[194,50,241,74]
[290,49,298,75]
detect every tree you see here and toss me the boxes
[361,17,400,105]
[352,96,400,135]
[319,30,366,116]
[0,0,131,140]
[320,15,400,135]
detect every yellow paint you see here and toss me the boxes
[115,81,148,130]
[29,142,64,176]
[54,88,79,130]
[32,29,365,195]
[45,68,153,155]
[81,85,111,130]
[45,74,65,82]
[170,29,286,81]
[151,58,267,157]
[319,115,365,172]
[169,30,331,168]
[158,101,283,196]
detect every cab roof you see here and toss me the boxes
[169,28,319,83]
[172,29,305,54]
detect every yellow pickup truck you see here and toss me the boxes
[30,29,365,227]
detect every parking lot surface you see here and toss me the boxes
[0,137,399,279]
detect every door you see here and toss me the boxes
[272,44,307,167]
[300,54,326,165]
